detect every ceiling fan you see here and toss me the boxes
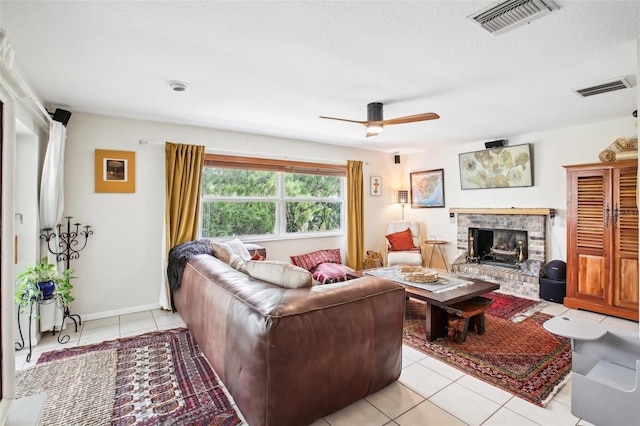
[320,102,440,137]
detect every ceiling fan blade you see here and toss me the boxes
[381,112,440,126]
[319,115,368,125]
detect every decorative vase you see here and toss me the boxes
[38,280,55,300]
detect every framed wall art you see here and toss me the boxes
[95,149,136,193]
[370,176,382,196]
[458,143,532,190]
[410,168,445,208]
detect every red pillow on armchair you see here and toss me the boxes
[386,228,417,251]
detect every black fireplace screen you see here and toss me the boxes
[469,228,528,267]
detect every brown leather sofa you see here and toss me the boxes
[173,254,405,426]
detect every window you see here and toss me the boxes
[200,154,346,239]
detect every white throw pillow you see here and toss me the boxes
[225,238,252,260]
[245,260,313,289]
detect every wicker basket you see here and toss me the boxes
[398,266,439,283]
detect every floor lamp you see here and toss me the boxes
[397,190,409,220]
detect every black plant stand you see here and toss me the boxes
[40,216,92,338]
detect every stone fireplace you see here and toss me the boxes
[451,208,554,299]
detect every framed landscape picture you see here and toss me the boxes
[410,169,445,208]
[458,143,532,189]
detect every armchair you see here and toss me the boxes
[384,221,423,266]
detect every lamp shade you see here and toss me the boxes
[397,190,409,204]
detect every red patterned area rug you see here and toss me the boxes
[403,298,572,406]
[16,328,241,426]
[484,291,542,321]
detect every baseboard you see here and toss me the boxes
[75,303,162,322]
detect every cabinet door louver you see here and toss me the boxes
[614,168,639,309]
[575,175,605,249]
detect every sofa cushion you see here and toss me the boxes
[225,238,252,260]
[290,249,341,271]
[229,253,249,274]
[210,241,232,264]
[386,228,417,251]
[312,262,354,284]
[245,260,313,289]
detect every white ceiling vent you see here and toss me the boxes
[573,77,632,98]
[468,0,558,35]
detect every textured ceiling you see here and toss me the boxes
[1,1,638,152]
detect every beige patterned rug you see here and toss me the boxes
[16,328,241,426]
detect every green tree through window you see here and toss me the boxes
[201,167,344,238]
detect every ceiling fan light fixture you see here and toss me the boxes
[366,123,383,137]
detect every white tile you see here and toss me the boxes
[398,363,452,398]
[552,375,571,407]
[482,407,540,426]
[78,323,120,343]
[505,396,580,426]
[119,318,157,334]
[401,355,416,368]
[417,356,465,381]
[429,382,501,426]
[82,316,119,330]
[402,344,428,363]
[152,309,184,327]
[120,327,159,338]
[601,316,639,334]
[456,374,513,405]
[120,310,154,323]
[157,320,186,331]
[540,302,569,317]
[322,399,391,426]
[394,400,466,426]
[365,381,424,419]
[562,309,606,323]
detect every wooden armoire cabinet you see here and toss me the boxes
[564,160,639,321]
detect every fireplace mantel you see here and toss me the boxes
[450,208,555,217]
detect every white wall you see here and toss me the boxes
[64,112,399,319]
[402,115,639,266]
[64,112,638,319]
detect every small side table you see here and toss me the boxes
[424,240,449,272]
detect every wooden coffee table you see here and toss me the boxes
[347,270,499,341]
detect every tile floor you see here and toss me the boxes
[14,299,639,426]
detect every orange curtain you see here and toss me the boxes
[346,160,364,270]
[164,142,205,309]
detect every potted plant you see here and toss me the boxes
[15,258,75,315]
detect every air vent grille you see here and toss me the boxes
[573,77,632,98]
[468,0,558,35]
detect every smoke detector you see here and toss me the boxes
[468,0,558,35]
[168,81,189,92]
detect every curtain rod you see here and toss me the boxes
[138,139,348,166]
[0,28,53,128]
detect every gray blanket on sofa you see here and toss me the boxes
[167,239,214,291]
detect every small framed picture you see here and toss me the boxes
[410,168,445,208]
[370,176,382,196]
[95,149,136,193]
